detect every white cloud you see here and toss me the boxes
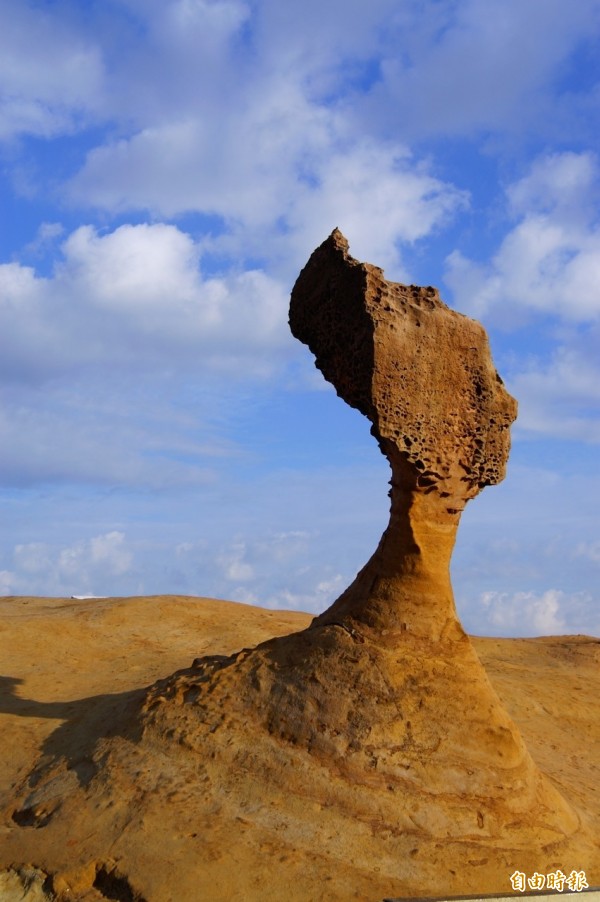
[574,541,600,564]
[24,222,65,257]
[475,587,600,638]
[227,572,346,613]
[80,0,600,151]
[481,588,567,636]
[67,68,335,223]
[10,0,561,282]
[509,338,600,443]
[489,212,600,322]
[358,0,600,141]
[10,531,133,596]
[247,0,399,80]
[444,152,600,443]
[0,222,291,385]
[259,573,346,613]
[453,458,600,638]
[4,0,598,170]
[57,2,469,277]
[0,570,16,594]
[507,151,599,220]
[172,529,357,613]
[58,531,132,578]
[445,152,600,325]
[3,526,322,605]
[68,104,465,281]
[93,531,132,574]
[217,542,255,582]
[12,542,52,575]
[0,1,104,141]
[101,0,251,125]
[212,532,313,588]
[285,140,468,276]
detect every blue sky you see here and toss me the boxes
[1,0,599,637]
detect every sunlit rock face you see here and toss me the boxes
[290,228,517,641]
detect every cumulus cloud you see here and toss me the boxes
[43,0,599,161]
[68,110,465,279]
[6,531,133,596]
[481,588,566,636]
[170,528,358,613]
[0,521,355,611]
[284,141,467,275]
[53,0,469,277]
[507,151,599,220]
[445,152,600,324]
[217,541,256,582]
[477,588,600,638]
[0,222,291,385]
[253,573,347,613]
[509,337,600,443]
[13,0,587,276]
[444,152,600,443]
[0,218,295,487]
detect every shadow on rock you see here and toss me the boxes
[0,674,145,827]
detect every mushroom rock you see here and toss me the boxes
[289,227,516,642]
[138,231,593,886]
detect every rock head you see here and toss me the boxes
[290,228,517,642]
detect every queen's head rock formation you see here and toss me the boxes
[290,228,517,643]
[134,231,592,885]
[3,232,597,901]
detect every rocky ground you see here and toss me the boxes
[1,595,598,901]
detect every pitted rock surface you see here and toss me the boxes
[291,228,518,641]
[290,228,516,502]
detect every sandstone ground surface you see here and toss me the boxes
[1,594,598,901]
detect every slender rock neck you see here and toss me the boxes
[313,451,464,644]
